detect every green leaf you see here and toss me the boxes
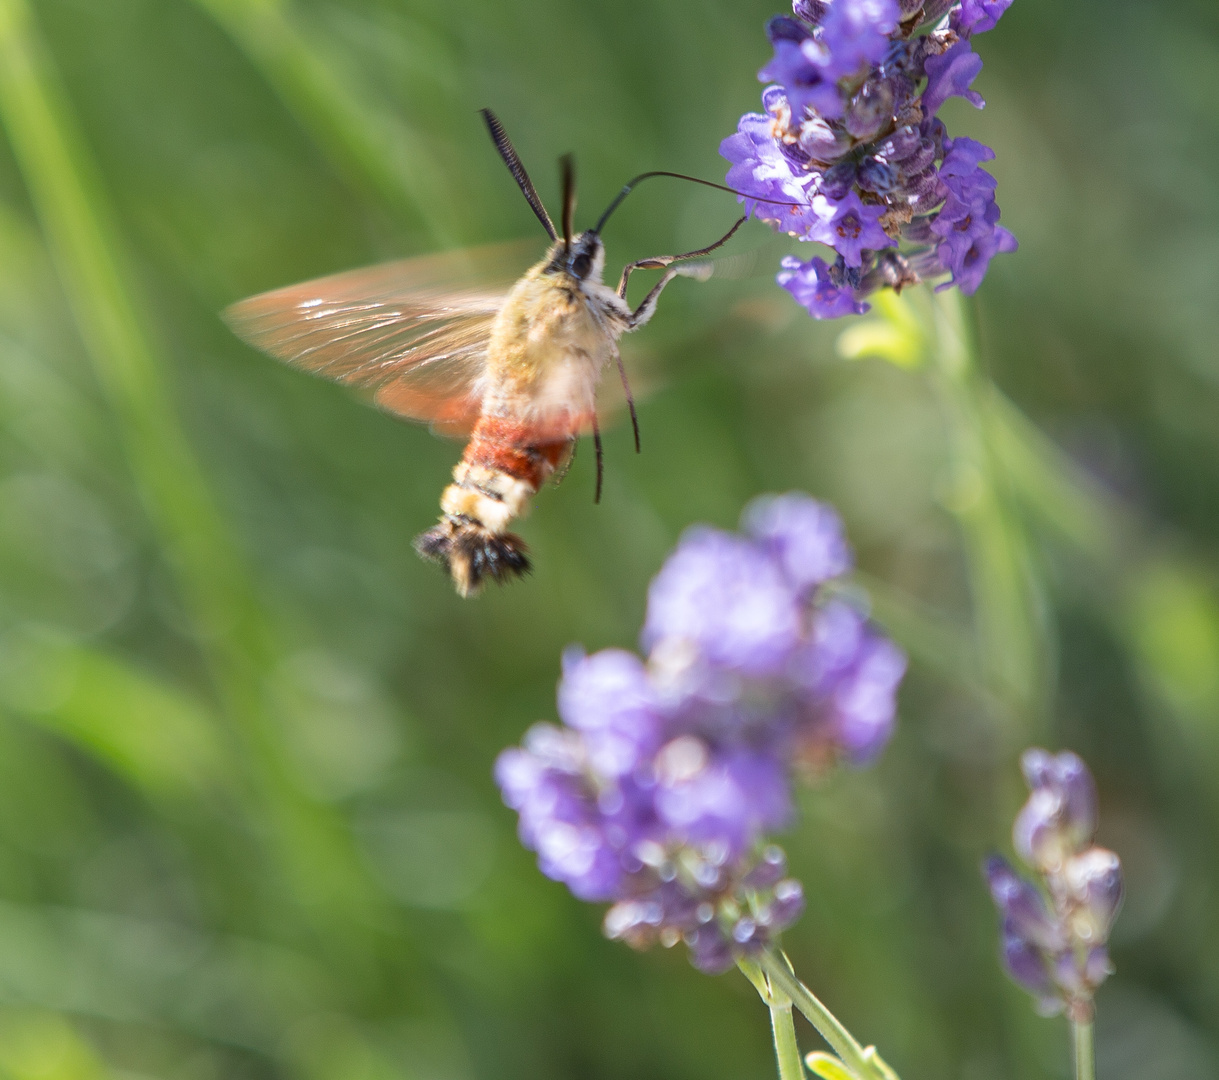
[836,291,925,368]
[804,1051,859,1080]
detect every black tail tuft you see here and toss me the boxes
[414,516,531,597]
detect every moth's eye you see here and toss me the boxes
[570,252,592,279]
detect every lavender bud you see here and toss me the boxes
[819,160,859,199]
[897,137,937,177]
[769,879,806,929]
[1014,749,1098,870]
[793,0,829,23]
[857,156,898,194]
[908,182,947,215]
[799,117,853,163]
[985,856,1066,951]
[1084,945,1115,988]
[875,125,922,161]
[844,78,895,141]
[767,14,813,44]
[732,916,759,945]
[1063,847,1123,942]
[901,215,937,242]
[686,925,736,974]
[1000,921,1055,1000]
[744,844,789,888]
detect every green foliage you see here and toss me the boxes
[0,0,1214,1079]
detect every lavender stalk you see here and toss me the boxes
[985,750,1122,1077]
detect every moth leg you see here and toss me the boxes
[626,267,680,330]
[611,344,641,453]
[593,414,604,504]
[550,438,577,486]
[617,214,747,302]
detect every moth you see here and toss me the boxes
[226,111,751,597]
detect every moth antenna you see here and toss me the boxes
[560,154,576,258]
[480,108,557,241]
[593,415,604,505]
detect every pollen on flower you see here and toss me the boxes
[496,492,906,973]
[722,0,1017,317]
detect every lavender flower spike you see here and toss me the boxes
[497,492,905,974]
[723,0,1018,317]
[983,749,1123,1021]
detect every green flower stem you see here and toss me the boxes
[737,956,811,1080]
[926,287,1045,719]
[1072,1019,1095,1080]
[769,989,806,1080]
[758,949,878,1080]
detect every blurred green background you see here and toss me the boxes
[0,0,1215,1078]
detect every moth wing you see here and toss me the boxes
[224,240,542,436]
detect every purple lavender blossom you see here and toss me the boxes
[817,0,900,82]
[777,255,869,318]
[953,0,1012,35]
[810,190,894,267]
[497,492,905,973]
[759,19,847,120]
[983,749,1123,1019]
[722,0,1017,317]
[921,40,985,116]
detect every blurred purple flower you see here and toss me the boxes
[743,490,853,592]
[760,20,846,120]
[642,526,804,678]
[557,648,663,777]
[497,492,905,972]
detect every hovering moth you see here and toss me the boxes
[227,111,753,597]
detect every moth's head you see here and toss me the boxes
[544,231,605,285]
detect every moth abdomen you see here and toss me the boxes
[414,517,531,598]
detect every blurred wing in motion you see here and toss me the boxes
[225,241,540,435]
